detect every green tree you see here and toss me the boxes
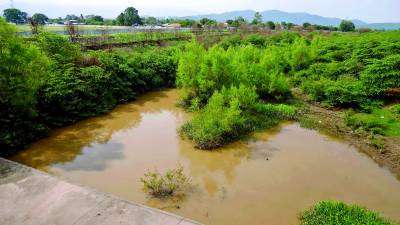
[303,22,311,29]
[84,15,104,24]
[144,16,158,25]
[200,18,217,26]
[65,14,79,21]
[227,17,247,27]
[32,13,49,25]
[287,22,295,30]
[251,12,263,25]
[3,8,27,24]
[85,15,103,22]
[266,21,275,30]
[122,7,142,26]
[116,13,125,25]
[339,20,355,32]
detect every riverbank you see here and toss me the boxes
[0,158,202,225]
[294,89,400,178]
[9,89,400,225]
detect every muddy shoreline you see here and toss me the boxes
[295,91,400,179]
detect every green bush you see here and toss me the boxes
[141,166,191,198]
[180,85,296,149]
[0,19,179,155]
[177,41,291,108]
[299,201,395,225]
[36,32,81,65]
[390,104,400,116]
[0,18,49,154]
[345,108,400,136]
[38,47,178,127]
[290,31,400,110]
[360,54,400,97]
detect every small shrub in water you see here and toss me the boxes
[140,166,190,198]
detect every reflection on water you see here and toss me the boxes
[10,89,400,225]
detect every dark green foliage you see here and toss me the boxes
[36,32,82,64]
[3,8,27,24]
[32,13,49,25]
[339,20,355,32]
[266,21,275,30]
[300,201,395,225]
[360,55,400,97]
[117,7,142,26]
[0,20,178,155]
[226,17,246,27]
[38,48,177,127]
[0,18,49,153]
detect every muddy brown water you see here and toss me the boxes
[10,89,400,225]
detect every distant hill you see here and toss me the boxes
[178,10,400,30]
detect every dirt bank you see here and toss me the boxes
[294,89,400,179]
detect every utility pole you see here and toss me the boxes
[10,0,14,8]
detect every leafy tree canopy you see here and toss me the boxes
[32,13,49,25]
[251,12,263,25]
[3,8,27,24]
[339,20,355,32]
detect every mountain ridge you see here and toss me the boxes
[175,9,400,30]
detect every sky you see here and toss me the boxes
[0,0,399,23]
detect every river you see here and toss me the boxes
[10,89,400,225]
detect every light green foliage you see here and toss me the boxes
[180,86,296,149]
[286,37,313,72]
[345,106,400,136]
[177,40,291,108]
[293,31,400,110]
[390,104,400,116]
[176,34,315,148]
[140,166,190,198]
[300,201,395,225]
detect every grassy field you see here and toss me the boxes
[15,24,131,32]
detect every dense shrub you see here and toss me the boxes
[38,47,178,128]
[177,41,291,108]
[0,21,179,155]
[180,86,296,149]
[300,201,395,225]
[360,54,400,97]
[291,31,400,111]
[35,32,81,65]
[0,18,49,153]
